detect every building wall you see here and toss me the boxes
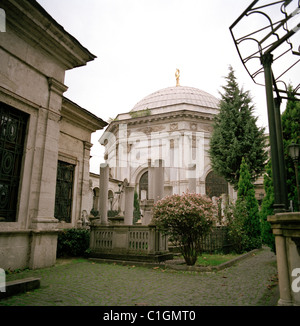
[0,0,104,270]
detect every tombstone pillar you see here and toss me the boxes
[187,163,196,193]
[99,163,109,225]
[153,159,164,203]
[148,159,154,200]
[124,186,134,225]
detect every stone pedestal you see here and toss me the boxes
[268,212,300,306]
[29,230,59,269]
[140,199,154,226]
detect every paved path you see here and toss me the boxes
[0,247,278,306]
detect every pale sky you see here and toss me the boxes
[36,0,299,174]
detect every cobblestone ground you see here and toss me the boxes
[0,247,278,306]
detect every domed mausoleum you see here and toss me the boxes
[100,72,233,224]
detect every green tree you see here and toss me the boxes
[228,158,262,252]
[281,88,300,211]
[259,159,275,252]
[237,157,262,250]
[209,66,268,190]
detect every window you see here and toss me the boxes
[205,171,228,198]
[0,102,28,222]
[54,161,75,223]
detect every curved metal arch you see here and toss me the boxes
[230,0,300,101]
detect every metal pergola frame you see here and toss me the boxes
[230,0,300,212]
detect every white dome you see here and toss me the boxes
[131,86,219,112]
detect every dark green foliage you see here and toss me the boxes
[57,229,90,258]
[209,66,268,190]
[281,88,300,212]
[107,210,119,217]
[133,191,141,224]
[260,160,275,252]
[90,209,99,217]
[237,158,262,250]
[225,199,249,253]
[226,158,262,253]
[259,87,299,252]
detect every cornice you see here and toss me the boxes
[61,97,107,133]
[2,0,96,69]
[106,109,215,134]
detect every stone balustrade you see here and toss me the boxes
[90,223,172,262]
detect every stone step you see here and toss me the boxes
[0,277,41,299]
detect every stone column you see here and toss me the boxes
[187,163,196,193]
[124,186,134,225]
[268,212,300,306]
[99,163,109,225]
[31,78,67,229]
[275,234,293,305]
[153,159,164,203]
[29,78,67,270]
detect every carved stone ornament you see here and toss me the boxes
[170,123,178,131]
[190,123,197,131]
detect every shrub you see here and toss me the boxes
[57,228,90,258]
[153,192,217,265]
[225,199,256,253]
[107,210,119,217]
[235,157,262,252]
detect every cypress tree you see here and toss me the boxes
[237,157,262,251]
[209,66,268,190]
[133,191,141,224]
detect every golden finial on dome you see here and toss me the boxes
[175,68,180,87]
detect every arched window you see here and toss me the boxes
[205,171,228,198]
[139,171,148,200]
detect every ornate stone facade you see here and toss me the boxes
[100,85,234,225]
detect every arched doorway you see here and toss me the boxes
[139,171,148,200]
[205,171,228,198]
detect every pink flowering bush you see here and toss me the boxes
[153,192,217,265]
